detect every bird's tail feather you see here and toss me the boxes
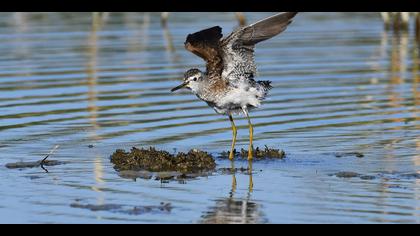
[257,80,273,91]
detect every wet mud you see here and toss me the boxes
[110,146,287,182]
[220,146,286,160]
[110,147,216,173]
[110,147,216,182]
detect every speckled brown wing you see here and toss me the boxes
[184,26,224,78]
[220,12,297,83]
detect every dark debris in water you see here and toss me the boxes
[5,160,65,169]
[220,146,286,160]
[70,202,172,215]
[217,167,262,175]
[70,203,121,211]
[5,145,62,173]
[330,171,376,180]
[23,175,43,180]
[331,171,420,181]
[117,169,211,183]
[218,167,250,174]
[399,173,420,179]
[332,171,361,178]
[110,147,216,176]
[334,152,364,158]
[118,170,154,180]
[359,175,376,180]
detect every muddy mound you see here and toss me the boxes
[110,147,216,174]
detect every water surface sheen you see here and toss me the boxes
[0,12,419,223]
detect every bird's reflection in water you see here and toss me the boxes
[200,161,267,224]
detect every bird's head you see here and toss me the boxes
[171,68,204,93]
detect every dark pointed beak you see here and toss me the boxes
[171,82,188,92]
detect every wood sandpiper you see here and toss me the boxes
[171,12,298,160]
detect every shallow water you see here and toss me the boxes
[0,12,419,223]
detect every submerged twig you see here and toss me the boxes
[40,145,60,173]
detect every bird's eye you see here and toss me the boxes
[192,77,197,81]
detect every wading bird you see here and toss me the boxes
[171,12,297,160]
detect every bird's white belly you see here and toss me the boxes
[214,86,263,114]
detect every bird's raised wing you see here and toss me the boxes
[220,12,297,83]
[184,26,224,78]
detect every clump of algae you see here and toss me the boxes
[220,145,286,160]
[110,147,216,174]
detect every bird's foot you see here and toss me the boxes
[247,146,253,160]
[229,153,234,160]
[228,148,236,160]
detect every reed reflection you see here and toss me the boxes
[386,30,408,132]
[11,13,30,73]
[87,13,106,206]
[412,38,420,222]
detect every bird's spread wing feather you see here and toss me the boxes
[183,13,297,83]
[184,26,224,78]
[220,12,297,84]
[239,12,297,45]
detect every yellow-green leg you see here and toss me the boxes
[231,160,237,194]
[228,114,237,160]
[243,109,254,160]
[248,160,253,192]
